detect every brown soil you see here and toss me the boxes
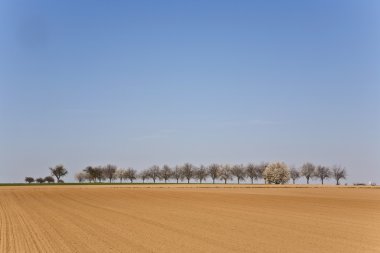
[0,185,379,252]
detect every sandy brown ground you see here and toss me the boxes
[0,185,379,253]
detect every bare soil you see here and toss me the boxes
[0,185,379,252]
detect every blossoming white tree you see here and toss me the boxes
[263,162,290,184]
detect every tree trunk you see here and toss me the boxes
[213,178,215,184]
[238,178,240,184]
[224,179,227,184]
[251,178,254,184]
[187,178,190,184]
[293,179,295,184]
[176,179,179,183]
[307,177,309,184]
[153,178,156,183]
[336,179,339,185]
[321,178,324,185]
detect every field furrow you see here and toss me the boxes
[0,185,379,252]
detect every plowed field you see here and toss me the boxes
[0,185,379,252]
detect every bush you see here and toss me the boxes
[263,162,290,184]
[44,176,55,183]
[25,177,35,184]
[36,178,45,184]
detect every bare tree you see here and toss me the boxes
[194,165,208,183]
[301,162,315,184]
[140,170,150,183]
[219,165,232,184]
[25,177,34,184]
[148,165,160,183]
[84,173,92,182]
[315,165,331,185]
[36,177,45,184]
[172,165,184,183]
[160,165,172,183]
[332,166,347,185]
[94,166,105,182]
[50,165,68,183]
[125,168,137,183]
[208,164,220,184]
[289,167,300,184]
[116,169,125,183]
[256,162,268,183]
[83,166,97,183]
[75,172,86,183]
[102,164,117,183]
[245,164,258,184]
[182,163,194,183]
[45,176,55,183]
[231,164,245,184]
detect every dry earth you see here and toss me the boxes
[0,185,379,252]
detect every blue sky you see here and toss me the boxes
[0,0,379,183]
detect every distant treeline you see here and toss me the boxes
[25,163,347,185]
[25,165,68,184]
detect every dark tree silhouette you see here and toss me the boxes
[139,170,150,183]
[332,166,347,185]
[36,177,45,184]
[219,165,232,184]
[44,176,55,183]
[256,163,267,183]
[208,164,220,184]
[50,165,68,183]
[245,164,258,184]
[148,165,160,183]
[94,166,104,182]
[172,166,184,183]
[289,167,300,184]
[194,165,208,183]
[103,164,117,183]
[315,166,331,185]
[182,163,194,183]
[231,164,245,184]
[84,166,97,182]
[301,163,315,184]
[160,165,172,183]
[25,177,34,184]
[125,168,137,183]
[75,172,86,183]
[116,169,125,183]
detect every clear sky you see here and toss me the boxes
[0,0,379,183]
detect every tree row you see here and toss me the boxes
[25,162,347,185]
[75,162,347,185]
